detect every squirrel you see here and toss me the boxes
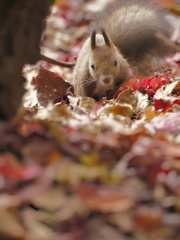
[41,0,175,100]
[72,0,171,100]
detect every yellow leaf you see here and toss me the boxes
[79,152,100,166]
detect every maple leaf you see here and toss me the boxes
[154,99,180,113]
[114,72,171,99]
[36,67,73,107]
[154,99,173,112]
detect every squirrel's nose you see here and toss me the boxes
[103,77,111,84]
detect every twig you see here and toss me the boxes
[40,54,76,68]
[156,32,180,52]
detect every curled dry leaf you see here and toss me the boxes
[115,88,149,115]
[77,97,96,114]
[97,102,133,119]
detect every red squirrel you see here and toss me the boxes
[72,0,171,100]
[42,0,172,100]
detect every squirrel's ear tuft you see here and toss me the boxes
[91,30,96,50]
[101,28,111,47]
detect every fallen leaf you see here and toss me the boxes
[0,210,25,239]
[134,206,164,230]
[114,72,171,98]
[77,97,96,114]
[172,80,180,95]
[98,102,132,119]
[75,183,136,213]
[36,66,73,107]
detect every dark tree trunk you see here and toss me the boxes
[0,0,51,120]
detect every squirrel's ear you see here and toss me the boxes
[101,28,111,47]
[91,30,96,50]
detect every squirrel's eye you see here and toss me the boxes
[114,60,117,66]
[91,64,95,70]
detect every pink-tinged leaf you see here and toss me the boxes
[145,112,180,134]
[36,66,73,107]
[0,153,25,180]
[114,72,171,99]
[0,153,41,181]
[75,183,136,213]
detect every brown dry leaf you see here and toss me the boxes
[98,102,132,119]
[52,194,89,223]
[172,80,180,95]
[55,161,121,184]
[134,206,164,230]
[143,106,156,120]
[132,91,149,115]
[116,88,149,115]
[116,88,133,104]
[0,194,20,210]
[79,152,100,166]
[30,188,67,211]
[29,195,89,226]
[22,208,55,240]
[135,226,175,240]
[87,223,124,240]
[36,103,76,122]
[77,97,96,113]
[108,213,134,233]
[162,159,180,171]
[0,210,25,239]
[75,183,136,213]
[36,66,73,107]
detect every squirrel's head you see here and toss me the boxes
[89,29,130,98]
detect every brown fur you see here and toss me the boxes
[92,0,170,63]
[73,0,170,100]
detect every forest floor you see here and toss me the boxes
[0,0,180,239]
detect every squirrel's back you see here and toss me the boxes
[91,0,170,64]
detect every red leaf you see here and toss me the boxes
[154,99,180,112]
[0,153,23,180]
[0,153,41,181]
[154,99,172,112]
[173,99,180,105]
[114,72,170,99]
[36,66,73,107]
